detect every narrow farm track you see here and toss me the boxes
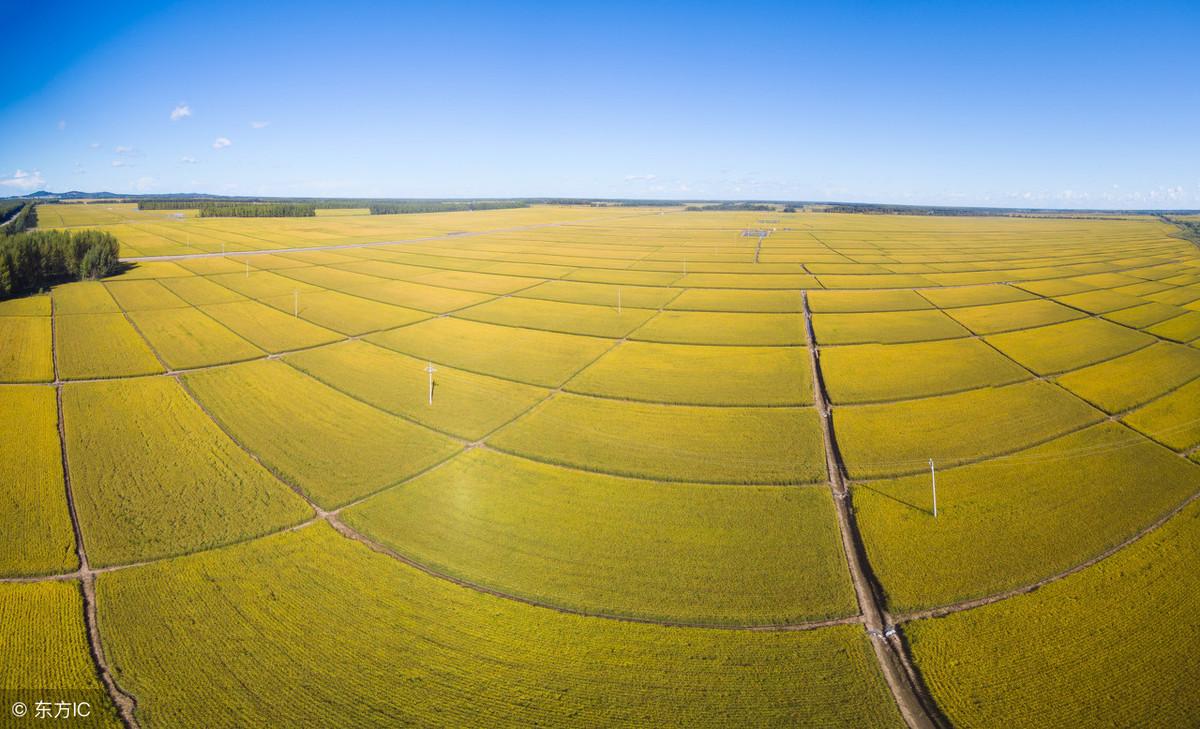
[49,299,142,729]
[802,291,945,729]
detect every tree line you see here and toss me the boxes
[0,229,120,299]
[369,201,529,215]
[685,202,776,212]
[1,202,38,234]
[199,203,316,217]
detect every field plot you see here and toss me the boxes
[1148,310,1200,342]
[807,289,932,312]
[1055,342,1200,413]
[812,310,968,345]
[907,498,1200,728]
[0,387,75,576]
[820,338,1029,403]
[1122,377,1200,451]
[835,381,1103,479]
[62,377,311,566]
[98,524,901,728]
[457,296,657,338]
[666,288,803,312]
[854,423,1200,610]
[985,317,1153,375]
[0,582,122,728]
[55,313,165,379]
[285,341,545,440]
[52,281,120,314]
[157,275,247,305]
[1053,288,1144,314]
[125,308,264,369]
[1103,300,1186,327]
[518,280,677,309]
[345,448,854,623]
[491,393,826,483]
[0,293,50,315]
[103,280,189,311]
[942,298,1082,334]
[915,284,1033,308]
[368,317,613,386]
[0,315,53,381]
[631,311,806,345]
[566,341,811,405]
[258,289,428,335]
[183,360,461,508]
[198,300,342,352]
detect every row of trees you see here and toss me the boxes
[1,202,38,234]
[0,229,120,298]
[199,203,316,217]
[369,201,528,215]
[685,202,776,212]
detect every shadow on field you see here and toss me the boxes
[855,483,934,517]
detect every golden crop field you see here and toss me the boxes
[6,204,1200,726]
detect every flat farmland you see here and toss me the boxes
[5,207,1200,726]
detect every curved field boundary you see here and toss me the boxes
[891,485,1200,624]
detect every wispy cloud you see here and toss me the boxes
[111,160,132,167]
[624,173,658,182]
[250,120,270,129]
[170,103,192,121]
[212,137,232,150]
[57,120,66,131]
[115,145,134,154]
[1,169,46,190]
[89,142,100,149]
[180,156,198,164]
[135,176,156,191]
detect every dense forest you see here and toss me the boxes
[0,229,120,298]
[199,202,316,217]
[368,201,528,215]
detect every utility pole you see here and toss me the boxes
[425,361,436,405]
[930,458,938,518]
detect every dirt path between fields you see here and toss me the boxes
[49,299,142,729]
[802,292,945,729]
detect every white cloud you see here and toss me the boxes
[89,142,100,149]
[0,169,45,190]
[250,120,270,129]
[115,145,134,154]
[180,156,198,164]
[111,160,130,167]
[624,174,657,182]
[57,120,66,130]
[134,176,156,191]
[212,137,232,150]
[170,103,192,121]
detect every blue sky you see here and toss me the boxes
[2,0,1198,208]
